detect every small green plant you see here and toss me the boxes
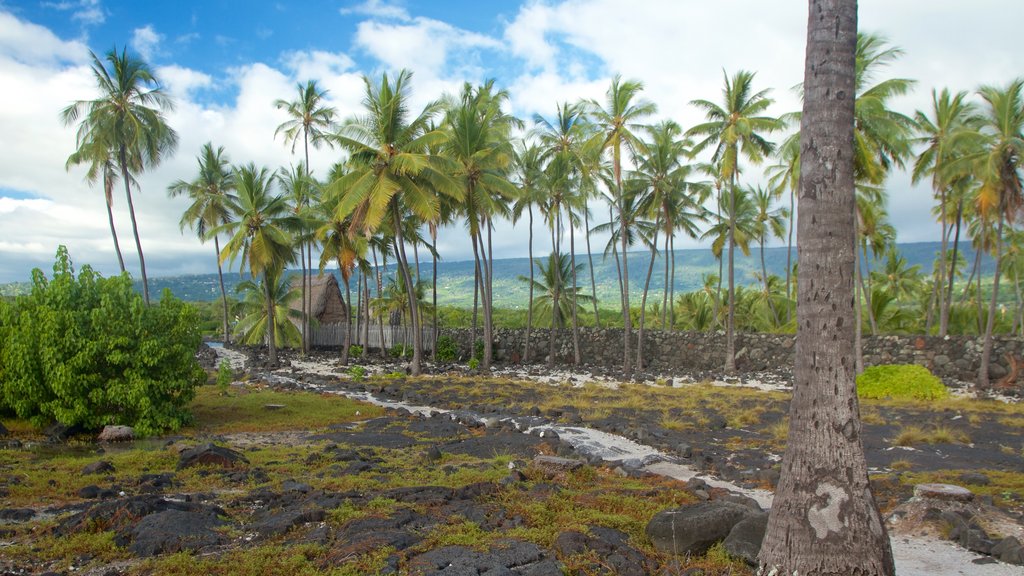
[856,364,948,401]
[348,344,363,357]
[347,365,366,382]
[473,339,484,361]
[435,335,458,362]
[384,371,404,379]
[215,359,233,395]
[468,358,480,371]
[390,344,411,358]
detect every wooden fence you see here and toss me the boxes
[307,323,436,351]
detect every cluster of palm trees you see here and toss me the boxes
[62,36,1024,385]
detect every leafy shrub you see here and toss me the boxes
[473,339,484,361]
[0,247,204,436]
[216,360,233,395]
[468,358,480,370]
[384,371,404,379]
[856,364,948,401]
[348,344,363,357]
[435,336,458,362]
[390,344,411,358]
[347,366,366,382]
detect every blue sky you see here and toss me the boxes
[0,0,1022,283]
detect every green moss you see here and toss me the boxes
[857,364,948,401]
[186,386,383,434]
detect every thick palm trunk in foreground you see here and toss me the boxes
[759,1,895,573]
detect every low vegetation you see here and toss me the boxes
[0,247,205,436]
[856,364,948,401]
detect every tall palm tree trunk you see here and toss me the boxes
[471,230,493,370]
[569,221,581,365]
[361,273,370,359]
[525,205,534,363]
[936,187,949,335]
[265,272,278,366]
[638,224,660,369]
[472,262,479,352]
[670,237,679,328]
[299,243,307,354]
[661,229,670,329]
[118,148,150,304]
[214,236,230,344]
[341,274,352,365]
[431,229,438,362]
[785,186,795,323]
[854,237,866,374]
[979,217,1005,390]
[103,177,126,273]
[760,233,779,325]
[617,178,633,379]
[725,179,737,374]
[943,200,964,334]
[487,219,496,366]
[861,243,879,335]
[549,211,561,368]
[584,206,601,327]
[391,208,423,376]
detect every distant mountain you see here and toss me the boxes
[0,241,994,307]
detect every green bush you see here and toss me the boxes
[468,358,480,370]
[435,336,458,362]
[347,365,366,382]
[348,344,363,357]
[856,364,948,401]
[390,344,410,358]
[0,247,205,436]
[216,360,233,395]
[473,339,484,361]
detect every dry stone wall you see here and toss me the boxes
[438,327,1024,383]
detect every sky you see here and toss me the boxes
[0,0,1021,283]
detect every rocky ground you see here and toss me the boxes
[0,344,1022,575]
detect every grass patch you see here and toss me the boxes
[187,385,383,434]
[3,530,129,568]
[892,425,971,446]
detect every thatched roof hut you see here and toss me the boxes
[289,274,347,325]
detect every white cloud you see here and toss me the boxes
[354,17,501,77]
[130,24,163,61]
[341,0,410,22]
[157,65,212,99]
[0,11,88,66]
[41,0,105,26]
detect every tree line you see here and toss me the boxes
[62,34,1024,386]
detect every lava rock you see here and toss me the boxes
[646,501,757,556]
[914,483,974,502]
[554,527,651,575]
[126,509,228,556]
[992,537,1024,565]
[532,455,584,477]
[97,425,135,442]
[723,513,769,565]
[958,472,991,486]
[177,443,249,470]
[82,460,116,475]
[0,508,35,522]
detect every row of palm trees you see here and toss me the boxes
[62,35,1024,385]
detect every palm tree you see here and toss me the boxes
[519,253,594,331]
[60,46,178,304]
[168,143,237,344]
[276,161,318,354]
[633,120,708,363]
[64,137,128,273]
[913,89,979,335]
[587,76,657,379]
[330,70,460,376]
[511,141,547,363]
[765,133,800,312]
[233,270,302,347]
[957,79,1024,389]
[215,163,297,366]
[443,80,520,370]
[751,185,789,325]
[688,69,780,373]
[759,2,895,571]
[315,177,367,365]
[533,102,592,367]
[275,81,336,354]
